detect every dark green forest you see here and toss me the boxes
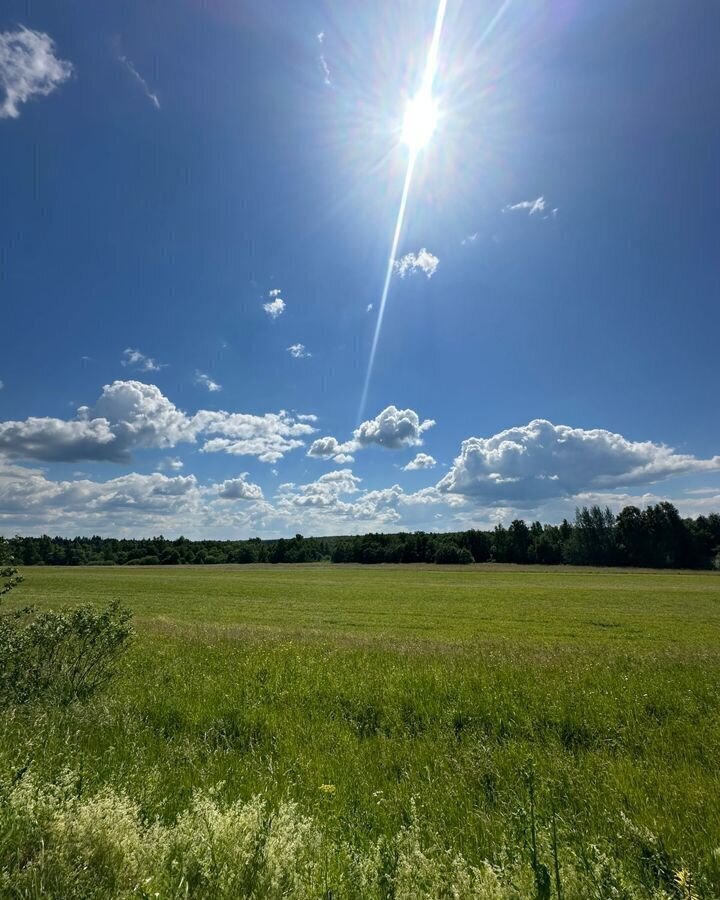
[6,503,720,570]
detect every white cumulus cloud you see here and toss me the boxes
[355,405,435,450]
[217,474,264,501]
[403,452,437,471]
[263,290,286,318]
[438,419,720,503]
[0,27,72,119]
[307,406,435,464]
[0,380,316,465]
[307,436,356,464]
[394,248,439,279]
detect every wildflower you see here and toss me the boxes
[318,784,336,795]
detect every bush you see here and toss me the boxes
[0,539,133,708]
[0,600,133,708]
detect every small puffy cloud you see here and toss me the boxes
[438,419,720,503]
[366,304,373,312]
[287,343,311,358]
[503,196,546,216]
[355,405,435,450]
[307,436,356,464]
[119,55,160,109]
[217,473,264,501]
[306,406,434,465]
[0,27,72,119]
[122,348,164,372]
[195,371,222,392]
[263,289,286,318]
[394,248,439,279]
[158,456,184,471]
[403,452,437,471]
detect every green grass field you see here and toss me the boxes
[2,564,720,898]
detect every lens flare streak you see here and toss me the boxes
[358,0,448,424]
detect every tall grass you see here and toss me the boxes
[1,566,719,897]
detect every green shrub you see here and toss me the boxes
[0,540,133,708]
[0,600,133,707]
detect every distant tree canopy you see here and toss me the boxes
[5,503,720,570]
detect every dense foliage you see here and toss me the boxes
[7,502,720,569]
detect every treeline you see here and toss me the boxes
[6,503,720,570]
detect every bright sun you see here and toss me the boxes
[401,88,438,153]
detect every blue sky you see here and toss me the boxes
[1,0,719,538]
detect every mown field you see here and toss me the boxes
[2,564,720,898]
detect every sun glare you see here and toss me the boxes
[401,88,438,153]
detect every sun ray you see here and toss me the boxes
[358,0,448,424]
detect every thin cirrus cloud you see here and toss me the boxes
[118,55,160,109]
[503,197,558,217]
[0,380,317,464]
[307,405,435,463]
[263,289,286,319]
[316,30,331,85]
[438,419,720,505]
[0,27,72,119]
[393,248,439,279]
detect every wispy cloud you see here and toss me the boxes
[263,289,286,319]
[461,232,479,245]
[122,348,164,372]
[504,196,546,215]
[194,371,222,392]
[0,27,73,119]
[393,248,439,279]
[287,343,311,359]
[503,196,558,218]
[316,31,331,85]
[119,55,160,109]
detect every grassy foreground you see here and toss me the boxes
[2,564,720,898]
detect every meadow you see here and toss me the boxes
[2,564,720,898]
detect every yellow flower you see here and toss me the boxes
[318,783,336,795]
